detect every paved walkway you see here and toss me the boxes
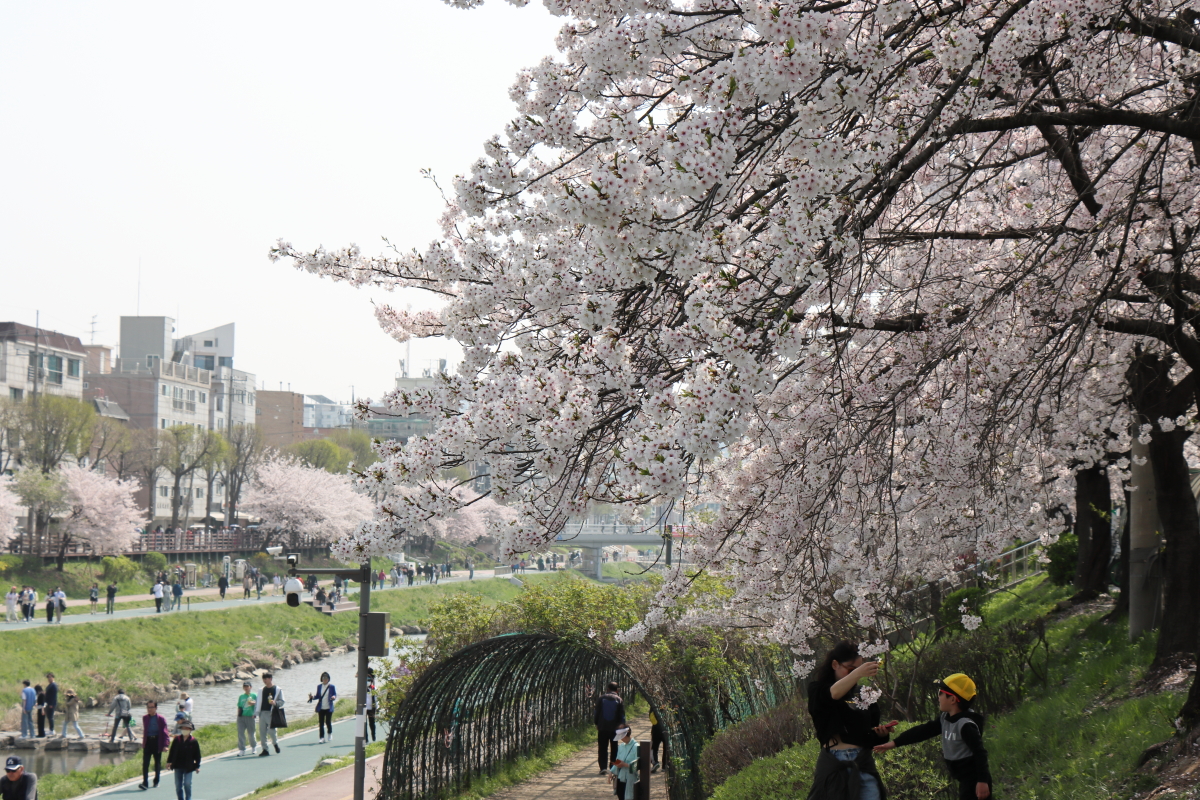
[0,572,499,632]
[259,717,667,800]
[83,717,375,800]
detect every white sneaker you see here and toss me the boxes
[318,737,325,744]
[237,750,244,757]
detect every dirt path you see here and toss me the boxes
[489,718,667,800]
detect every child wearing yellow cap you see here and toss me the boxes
[873,673,993,800]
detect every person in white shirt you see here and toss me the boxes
[152,581,165,613]
[5,588,17,623]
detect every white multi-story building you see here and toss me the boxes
[303,394,351,429]
[0,322,88,402]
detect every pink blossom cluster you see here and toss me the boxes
[58,464,144,553]
[275,0,1199,660]
[240,457,375,549]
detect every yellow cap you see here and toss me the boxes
[937,673,977,702]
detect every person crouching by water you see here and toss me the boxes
[806,641,897,800]
[606,725,639,800]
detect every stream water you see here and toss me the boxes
[24,637,421,776]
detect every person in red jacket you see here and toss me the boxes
[139,700,171,790]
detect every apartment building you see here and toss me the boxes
[0,322,88,402]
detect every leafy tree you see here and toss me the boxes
[160,426,219,529]
[328,429,378,470]
[88,416,133,474]
[198,433,230,524]
[11,468,66,545]
[222,424,266,527]
[12,395,95,474]
[285,439,351,474]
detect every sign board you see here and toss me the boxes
[363,611,391,657]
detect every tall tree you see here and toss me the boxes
[222,424,266,527]
[88,416,133,474]
[13,395,95,474]
[160,426,219,530]
[199,433,230,525]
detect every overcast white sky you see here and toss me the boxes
[0,1,561,403]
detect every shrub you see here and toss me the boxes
[0,555,21,575]
[939,586,986,633]
[880,620,1048,721]
[700,697,811,791]
[142,552,167,574]
[101,556,140,583]
[1045,533,1077,586]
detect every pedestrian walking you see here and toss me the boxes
[106,581,118,614]
[53,589,65,623]
[649,709,664,772]
[242,574,252,600]
[217,574,228,600]
[34,685,45,738]
[606,725,640,800]
[594,682,626,774]
[467,561,474,580]
[43,674,58,737]
[89,583,99,614]
[166,719,201,800]
[307,672,336,744]
[5,587,17,622]
[139,700,170,790]
[171,581,183,611]
[18,681,35,739]
[152,581,164,613]
[874,673,993,800]
[272,575,281,596]
[107,688,135,742]
[807,642,896,800]
[22,588,36,623]
[256,674,285,756]
[43,593,54,625]
[235,681,257,756]
[2,757,37,800]
[63,690,84,739]
[364,672,377,743]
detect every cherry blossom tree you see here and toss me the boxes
[0,477,21,542]
[240,457,375,550]
[57,463,143,566]
[275,0,1200,685]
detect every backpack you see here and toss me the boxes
[599,694,621,726]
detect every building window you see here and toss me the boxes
[161,419,169,429]
[217,418,224,430]
[9,388,21,401]
[195,488,204,498]
[195,354,214,371]
[46,355,63,385]
[199,392,207,404]
[218,356,232,369]
[203,340,214,348]
[159,486,169,498]
[67,359,81,378]
[162,384,169,396]
[216,395,224,412]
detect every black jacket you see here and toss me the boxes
[594,692,626,731]
[167,736,202,773]
[806,746,887,800]
[807,678,889,750]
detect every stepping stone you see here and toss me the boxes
[68,740,94,752]
[13,739,41,750]
[44,738,68,751]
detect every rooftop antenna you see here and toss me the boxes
[137,259,141,316]
[89,315,99,345]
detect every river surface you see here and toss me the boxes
[25,637,421,776]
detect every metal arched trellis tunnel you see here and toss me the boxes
[381,633,797,800]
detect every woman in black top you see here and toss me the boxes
[806,642,896,800]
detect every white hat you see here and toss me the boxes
[612,726,631,742]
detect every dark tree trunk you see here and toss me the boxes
[1072,464,1112,601]
[56,533,70,572]
[1126,353,1200,667]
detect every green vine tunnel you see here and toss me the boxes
[381,633,796,800]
